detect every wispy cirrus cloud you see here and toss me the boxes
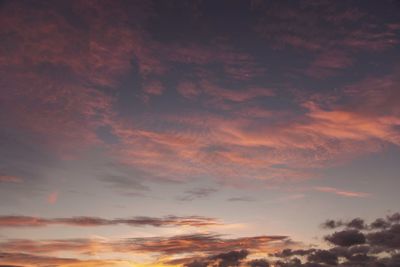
[177,187,218,201]
[0,215,221,228]
[0,252,122,267]
[313,186,370,198]
[0,175,22,183]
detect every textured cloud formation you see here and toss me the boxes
[0,215,221,228]
[1,0,399,194]
[1,1,399,266]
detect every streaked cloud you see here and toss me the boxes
[313,186,370,198]
[178,187,218,201]
[0,175,22,183]
[0,234,290,260]
[0,215,221,228]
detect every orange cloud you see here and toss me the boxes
[0,234,291,262]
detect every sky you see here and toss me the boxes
[0,0,400,266]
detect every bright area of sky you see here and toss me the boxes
[0,0,400,266]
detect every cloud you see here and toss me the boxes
[0,176,21,183]
[313,186,370,198]
[100,175,150,197]
[178,187,218,201]
[268,213,400,267]
[46,191,58,204]
[325,230,366,247]
[0,215,221,228]
[180,212,400,267]
[305,50,353,78]
[0,234,290,263]
[185,213,400,267]
[184,250,249,267]
[254,1,399,52]
[227,197,256,202]
[0,252,121,267]
[2,213,400,266]
[307,250,338,266]
[247,259,270,267]
[1,0,400,194]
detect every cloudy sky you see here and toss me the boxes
[0,0,400,266]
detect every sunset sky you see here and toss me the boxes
[1,0,400,266]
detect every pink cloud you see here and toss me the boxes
[0,175,22,183]
[254,1,399,52]
[47,191,59,204]
[143,80,165,96]
[314,186,370,198]
[177,81,201,99]
[306,50,353,78]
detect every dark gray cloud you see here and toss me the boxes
[321,218,366,230]
[367,224,400,250]
[178,187,218,201]
[184,250,249,267]
[247,259,270,267]
[307,250,338,266]
[325,230,366,247]
[211,250,248,267]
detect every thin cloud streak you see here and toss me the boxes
[0,215,221,228]
[313,186,370,198]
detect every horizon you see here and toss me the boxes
[1,0,400,266]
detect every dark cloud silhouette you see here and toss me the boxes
[183,213,400,267]
[367,224,400,250]
[346,218,366,230]
[322,219,343,229]
[307,250,338,266]
[325,230,366,247]
[322,218,366,230]
[247,259,270,267]
[273,249,316,258]
[370,218,391,229]
[211,250,248,267]
[184,250,249,267]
